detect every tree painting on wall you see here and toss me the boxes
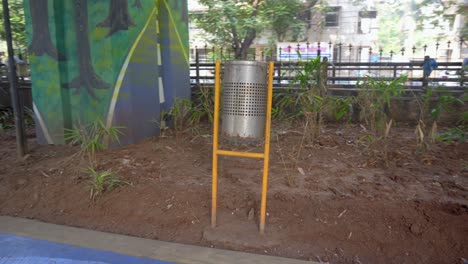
[28,0,64,60]
[133,0,142,10]
[25,0,164,144]
[172,0,188,22]
[98,0,135,36]
[64,0,110,98]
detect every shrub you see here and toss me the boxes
[437,127,467,144]
[414,88,464,150]
[87,167,129,200]
[356,76,406,136]
[65,118,124,164]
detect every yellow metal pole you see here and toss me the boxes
[217,150,264,159]
[211,60,221,228]
[260,61,274,234]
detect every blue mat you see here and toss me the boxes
[0,233,172,264]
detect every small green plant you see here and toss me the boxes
[382,119,393,167]
[23,107,35,127]
[356,76,406,136]
[357,134,376,152]
[87,167,129,200]
[165,93,213,136]
[436,110,467,145]
[0,107,35,132]
[65,118,124,164]
[193,85,214,123]
[460,111,468,126]
[355,76,406,166]
[329,96,354,122]
[414,89,464,150]
[437,127,467,144]
[151,109,169,136]
[462,162,468,173]
[275,56,335,140]
[0,108,14,130]
[275,135,295,187]
[166,98,197,134]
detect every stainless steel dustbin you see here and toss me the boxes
[222,61,268,139]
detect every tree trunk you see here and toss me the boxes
[64,0,110,98]
[98,0,135,36]
[28,0,64,60]
[234,44,253,60]
[233,0,260,60]
[234,47,243,60]
[133,0,142,10]
[239,49,248,60]
[276,29,286,42]
[234,47,249,60]
[181,1,188,22]
[237,33,256,60]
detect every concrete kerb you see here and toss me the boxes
[0,216,316,264]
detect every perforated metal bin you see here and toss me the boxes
[222,61,268,139]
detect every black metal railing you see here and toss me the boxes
[190,61,466,95]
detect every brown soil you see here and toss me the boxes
[0,124,467,264]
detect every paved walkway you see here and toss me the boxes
[0,216,314,264]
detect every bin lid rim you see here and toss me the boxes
[224,60,268,66]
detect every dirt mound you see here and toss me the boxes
[1,124,467,263]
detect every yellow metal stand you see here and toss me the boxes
[211,60,274,234]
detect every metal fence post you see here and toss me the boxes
[459,38,464,59]
[447,41,451,62]
[188,44,464,94]
[338,43,342,63]
[195,47,200,87]
[317,42,321,59]
[2,0,26,157]
[332,64,336,84]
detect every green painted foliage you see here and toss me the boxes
[24,0,154,142]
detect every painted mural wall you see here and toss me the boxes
[24,0,189,145]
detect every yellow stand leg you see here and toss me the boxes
[211,60,221,228]
[259,61,274,234]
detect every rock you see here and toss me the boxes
[121,159,131,166]
[167,204,173,209]
[410,223,422,235]
[297,167,305,176]
[247,208,255,221]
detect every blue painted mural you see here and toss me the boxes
[0,233,172,263]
